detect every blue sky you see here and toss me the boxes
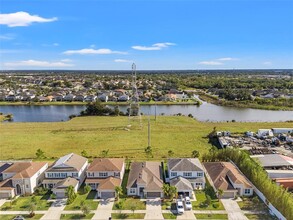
[0,0,292,70]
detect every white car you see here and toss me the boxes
[176,200,184,214]
[184,196,192,210]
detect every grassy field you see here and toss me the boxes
[64,190,98,210]
[0,116,292,160]
[60,213,94,220]
[111,213,145,219]
[195,214,228,219]
[0,214,43,220]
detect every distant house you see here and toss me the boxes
[63,94,76,102]
[85,95,97,102]
[117,95,129,102]
[0,162,48,199]
[85,158,124,199]
[251,154,293,170]
[97,94,108,102]
[203,162,253,198]
[168,158,205,197]
[127,162,164,198]
[42,153,88,198]
[74,95,85,102]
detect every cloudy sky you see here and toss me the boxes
[1,0,293,70]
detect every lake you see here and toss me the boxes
[0,101,292,122]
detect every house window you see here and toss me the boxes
[171,172,177,177]
[195,183,202,186]
[99,172,108,177]
[61,173,67,178]
[244,189,251,194]
[183,172,192,177]
[26,184,29,188]
[88,172,94,177]
[72,173,78,177]
[47,173,53,178]
[197,172,203,177]
[114,172,120,177]
[130,188,136,194]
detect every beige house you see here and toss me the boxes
[127,162,164,198]
[85,158,124,199]
[42,153,88,198]
[203,162,253,198]
[0,162,48,199]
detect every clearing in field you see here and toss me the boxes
[0,116,292,160]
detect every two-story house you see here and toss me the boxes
[85,158,125,199]
[42,153,88,198]
[0,162,48,199]
[127,162,164,198]
[168,158,206,198]
[203,162,253,198]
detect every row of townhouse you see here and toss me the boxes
[0,153,254,199]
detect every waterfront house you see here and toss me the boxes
[42,153,88,198]
[203,162,253,198]
[127,162,164,198]
[0,162,48,199]
[85,158,124,199]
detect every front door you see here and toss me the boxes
[16,184,22,195]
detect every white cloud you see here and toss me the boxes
[63,48,127,55]
[61,59,72,62]
[4,59,74,67]
[114,59,133,63]
[198,61,223,66]
[132,42,176,51]
[217,57,238,61]
[263,61,272,65]
[0,34,15,40]
[0,11,57,27]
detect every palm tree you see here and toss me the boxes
[169,186,177,200]
[115,186,123,200]
[162,184,170,199]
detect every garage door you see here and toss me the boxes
[222,191,235,198]
[101,191,115,199]
[55,192,65,199]
[0,192,10,199]
[146,192,161,198]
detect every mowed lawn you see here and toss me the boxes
[0,116,292,160]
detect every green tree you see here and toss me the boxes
[169,186,177,200]
[162,184,170,199]
[35,149,46,159]
[192,150,200,158]
[100,149,109,158]
[81,202,90,216]
[145,146,153,158]
[81,150,88,158]
[168,150,174,157]
[84,185,91,194]
[115,186,123,200]
[205,195,211,206]
[217,189,224,199]
[66,185,77,204]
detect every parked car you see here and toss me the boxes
[13,216,25,220]
[184,196,192,210]
[176,200,184,214]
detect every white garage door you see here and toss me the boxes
[146,192,161,198]
[55,192,66,199]
[0,192,10,199]
[222,191,235,198]
[101,191,115,198]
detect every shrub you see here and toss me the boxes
[212,203,219,208]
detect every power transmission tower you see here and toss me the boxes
[128,63,142,128]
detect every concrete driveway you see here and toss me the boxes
[177,210,196,219]
[0,199,6,208]
[41,199,67,220]
[221,198,248,220]
[92,198,114,220]
[144,198,163,219]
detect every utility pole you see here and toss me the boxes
[148,116,151,147]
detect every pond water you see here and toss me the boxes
[0,101,292,122]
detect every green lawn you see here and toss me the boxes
[64,190,98,210]
[60,213,94,220]
[162,213,177,219]
[192,191,224,210]
[113,198,146,210]
[0,195,52,211]
[245,214,278,220]
[161,200,175,210]
[1,116,291,160]
[0,214,43,220]
[111,213,145,219]
[238,197,269,212]
[195,214,228,219]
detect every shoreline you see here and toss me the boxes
[197,92,293,111]
[0,101,201,106]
